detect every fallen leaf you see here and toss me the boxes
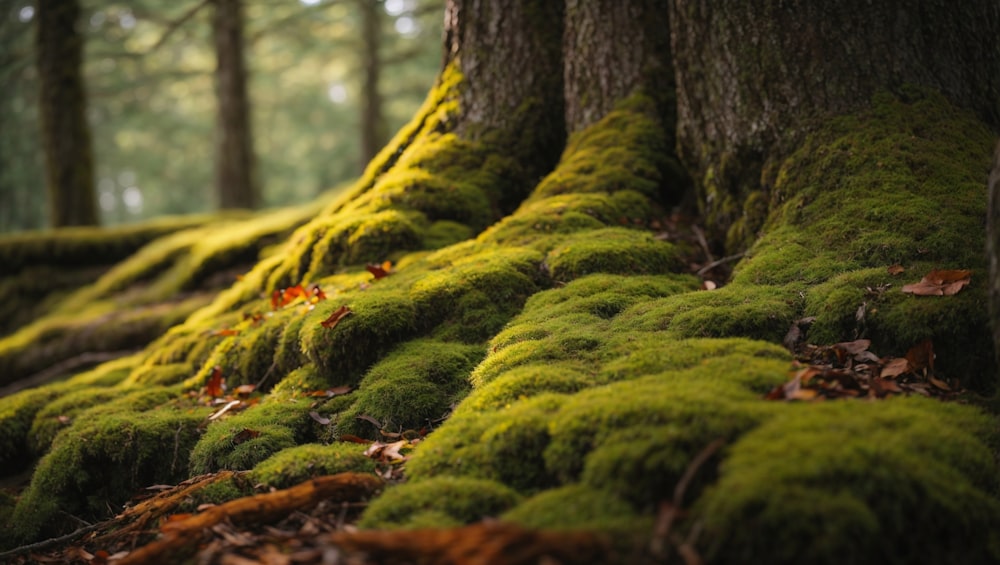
[366,261,393,280]
[833,339,871,356]
[309,411,331,425]
[309,284,327,302]
[208,399,242,421]
[356,414,382,428]
[233,383,256,395]
[929,377,951,391]
[320,305,352,329]
[232,428,261,445]
[887,264,905,275]
[270,289,282,311]
[307,385,352,397]
[339,434,372,444]
[213,328,240,337]
[205,366,225,398]
[880,358,909,379]
[905,338,935,373]
[901,269,971,296]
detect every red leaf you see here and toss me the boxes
[320,305,352,329]
[901,269,971,296]
[270,289,282,311]
[366,261,393,280]
[310,284,327,302]
[205,366,225,398]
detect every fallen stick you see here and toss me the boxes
[117,472,382,565]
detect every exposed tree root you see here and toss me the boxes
[328,521,611,565]
[115,472,382,564]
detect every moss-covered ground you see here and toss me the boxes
[0,79,997,564]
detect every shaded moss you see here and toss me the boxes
[188,400,316,474]
[698,399,1000,565]
[359,476,521,529]
[502,484,648,534]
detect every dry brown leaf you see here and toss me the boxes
[901,269,971,296]
[833,339,871,355]
[905,338,935,373]
[880,358,909,379]
[319,305,352,329]
[887,264,905,275]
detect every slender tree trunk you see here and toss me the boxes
[670,0,1000,252]
[212,0,257,210]
[990,142,1000,375]
[35,0,98,227]
[358,0,385,171]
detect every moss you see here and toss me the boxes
[177,473,255,511]
[544,228,683,283]
[9,402,208,543]
[698,399,1000,565]
[335,340,482,438]
[502,484,648,535]
[251,443,375,489]
[359,476,522,529]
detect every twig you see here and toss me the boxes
[696,253,745,276]
[0,521,104,559]
[691,225,714,264]
[651,439,725,559]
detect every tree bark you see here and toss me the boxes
[35,0,98,228]
[670,0,1000,252]
[444,0,565,197]
[990,141,1000,376]
[212,0,258,210]
[358,0,385,171]
[563,0,671,134]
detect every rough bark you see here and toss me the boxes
[444,0,565,196]
[35,0,98,227]
[359,0,385,171]
[670,0,1000,252]
[990,141,1000,375]
[212,0,258,210]
[563,0,671,134]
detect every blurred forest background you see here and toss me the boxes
[0,0,443,232]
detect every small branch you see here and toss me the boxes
[148,0,212,52]
[650,439,725,559]
[691,225,714,264]
[696,253,745,276]
[0,522,105,559]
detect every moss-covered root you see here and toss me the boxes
[698,399,1000,565]
[7,386,209,545]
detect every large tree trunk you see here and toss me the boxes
[562,0,671,134]
[358,0,385,171]
[35,0,98,228]
[212,0,258,210]
[671,0,1000,252]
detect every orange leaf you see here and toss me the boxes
[213,328,240,337]
[270,289,282,311]
[310,284,327,302]
[887,264,905,275]
[902,269,971,296]
[205,366,225,398]
[320,305,353,329]
[366,261,393,280]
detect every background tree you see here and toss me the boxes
[36,0,98,227]
[211,0,257,209]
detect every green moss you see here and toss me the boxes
[251,443,375,489]
[177,473,255,511]
[502,484,648,534]
[698,399,1000,565]
[188,400,316,474]
[359,476,521,529]
[544,228,683,282]
[10,402,208,544]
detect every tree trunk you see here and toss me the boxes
[35,0,98,228]
[671,0,1000,252]
[562,0,671,134]
[212,0,258,210]
[358,0,385,171]
[990,141,1000,376]
[444,0,565,196]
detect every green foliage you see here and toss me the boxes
[359,476,522,529]
[251,443,375,489]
